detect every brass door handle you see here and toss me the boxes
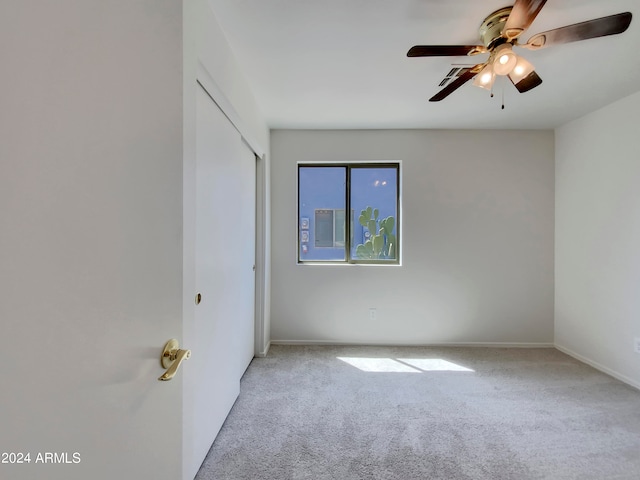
[158,339,191,381]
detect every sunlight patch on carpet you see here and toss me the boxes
[337,357,474,373]
[398,358,474,372]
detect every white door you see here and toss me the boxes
[234,140,257,378]
[1,3,185,479]
[183,84,256,479]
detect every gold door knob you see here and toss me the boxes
[158,339,191,381]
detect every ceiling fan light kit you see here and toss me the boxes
[492,43,518,75]
[406,0,633,102]
[472,64,496,91]
[507,56,539,92]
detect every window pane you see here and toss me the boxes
[350,167,398,261]
[299,167,346,261]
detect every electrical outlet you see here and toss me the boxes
[369,308,377,321]
[634,337,640,354]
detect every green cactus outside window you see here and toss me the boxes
[355,206,396,260]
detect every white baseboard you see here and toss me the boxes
[555,343,640,391]
[270,339,554,348]
[255,341,271,358]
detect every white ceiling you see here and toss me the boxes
[208,0,640,130]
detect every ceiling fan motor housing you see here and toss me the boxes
[479,7,513,49]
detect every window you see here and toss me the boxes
[298,163,400,264]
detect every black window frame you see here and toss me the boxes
[297,162,401,265]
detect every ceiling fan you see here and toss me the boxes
[407,0,632,102]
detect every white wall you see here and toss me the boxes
[184,0,270,352]
[183,1,270,477]
[184,0,271,361]
[555,90,640,389]
[271,129,555,345]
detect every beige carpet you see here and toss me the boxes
[196,345,640,479]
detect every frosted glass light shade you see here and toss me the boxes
[472,64,495,91]
[508,56,536,84]
[493,44,517,75]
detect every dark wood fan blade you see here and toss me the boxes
[509,70,543,93]
[429,68,478,102]
[407,45,484,57]
[525,12,632,49]
[503,0,548,40]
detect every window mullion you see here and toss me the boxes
[345,165,351,263]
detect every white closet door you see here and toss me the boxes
[184,84,256,479]
[234,137,257,377]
